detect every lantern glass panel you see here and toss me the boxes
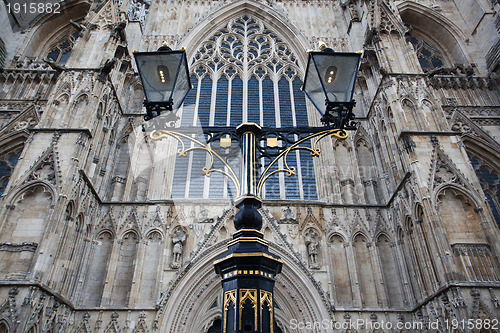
[171,54,191,111]
[303,51,361,115]
[134,51,191,110]
[303,55,325,114]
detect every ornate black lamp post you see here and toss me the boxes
[133,45,191,121]
[303,45,361,129]
[135,44,361,333]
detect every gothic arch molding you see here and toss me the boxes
[0,317,11,333]
[0,104,39,153]
[3,180,56,207]
[398,1,469,65]
[433,183,483,211]
[374,231,393,243]
[179,0,311,68]
[120,229,140,241]
[145,229,164,241]
[95,228,115,241]
[20,0,90,60]
[156,240,331,333]
[327,231,348,244]
[463,136,500,175]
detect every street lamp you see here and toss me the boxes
[303,45,362,129]
[135,44,361,333]
[133,45,191,122]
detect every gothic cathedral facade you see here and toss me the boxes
[0,0,499,332]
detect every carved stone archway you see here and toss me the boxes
[156,240,331,333]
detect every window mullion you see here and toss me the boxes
[184,76,203,198]
[259,77,266,199]
[289,78,304,200]
[203,74,219,198]
[273,74,285,199]
[227,77,232,126]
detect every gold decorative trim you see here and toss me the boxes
[239,289,258,330]
[223,270,274,279]
[234,229,264,236]
[227,237,269,247]
[260,290,273,333]
[150,129,241,196]
[257,128,348,198]
[236,122,262,130]
[223,290,237,333]
[213,252,283,266]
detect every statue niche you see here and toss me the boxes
[171,229,187,269]
[305,229,320,269]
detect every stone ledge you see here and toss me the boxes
[0,242,38,252]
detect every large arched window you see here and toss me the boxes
[19,1,89,63]
[400,4,469,71]
[172,14,317,200]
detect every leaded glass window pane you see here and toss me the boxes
[0,151,21,196]
[470,157,500,228]
[46,31,79,63]
[172,15,318,200]
[408,36,445,72]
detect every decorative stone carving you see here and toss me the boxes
[195,205,214,223]
[104,311,120,333]
[171,229,186,269]
[278,205,297,224]
[0,242,38,252]
[489,288,499,308]
[128,0,150,28]
[305,229,320,269]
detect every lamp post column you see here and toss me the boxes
[234,123,263,230]
[214,122,282,333]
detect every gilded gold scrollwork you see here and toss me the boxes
[150,129,241,196]
[150,128,347,201]
[257,128,348,197]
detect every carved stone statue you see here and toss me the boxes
[127,0,150,27]
[305,230,320,269]
[171,229,186,269]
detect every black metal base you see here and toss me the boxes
[214,229,282,333]
[143,100,175,121]
[234,197,263,230]
[321,100,357,129]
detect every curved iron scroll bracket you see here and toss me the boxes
[150,129,241,196]
[256,128,348,198]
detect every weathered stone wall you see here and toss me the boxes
[0,0,499,332]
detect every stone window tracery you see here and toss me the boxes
[408,36,445,71]
[469,157,500,228]
[172,15,317,200]
[0,151,21,197]
[46,30,80,63]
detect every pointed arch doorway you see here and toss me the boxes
[155,239,331,333]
